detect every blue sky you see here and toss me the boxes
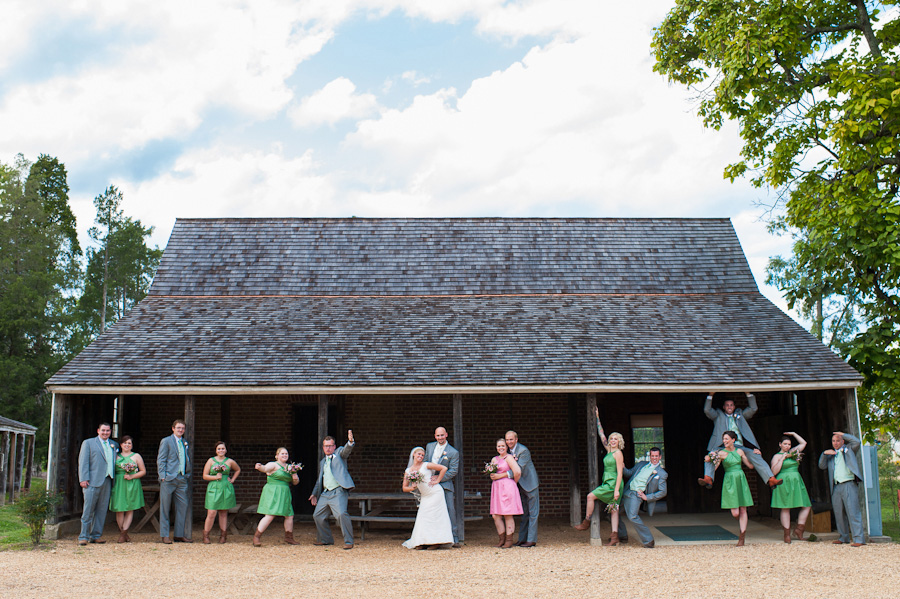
[0,1,795,316]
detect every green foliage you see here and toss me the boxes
[877,440,900,540]
[653,1,900,439]
[13,485,62,545]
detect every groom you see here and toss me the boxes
[425,426,461,547]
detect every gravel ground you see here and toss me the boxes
[2,519,898,598]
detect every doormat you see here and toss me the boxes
[655,525,738,542]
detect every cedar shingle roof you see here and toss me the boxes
[46,218,861,390]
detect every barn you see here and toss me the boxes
[44,218,864,541]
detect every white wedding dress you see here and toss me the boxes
[402,464,453,548]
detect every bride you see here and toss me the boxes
[401,446,453,549]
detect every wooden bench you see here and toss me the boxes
[349,491,483,540]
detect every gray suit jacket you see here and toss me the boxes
[312,442,356,497]
[818,434,863,494]
[704,395,760,450]
[425,441,459,492]
[157,434,192,481]
[78,436,120,487]
[511,442,539,492]
[623,461,668,516]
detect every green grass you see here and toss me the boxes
[882,500,899,541]
[0,479,52,549]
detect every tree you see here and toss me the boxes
[72,186,161,346]
[0,155,73,465]
[653,1,900,439]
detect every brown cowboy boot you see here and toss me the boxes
[783,526,791,544]
[284,531,299,545]
[495,532,506,547]
[573,518,591,531]
[203,529,211,544]
[736,530,746,547]
[792,523,805,541]
[502,533,515,549]
[605,531,619,546]
[219,528,227,544]
[117,527,127,544]
[252,529,262,547]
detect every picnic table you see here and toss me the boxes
[349,491,483,540]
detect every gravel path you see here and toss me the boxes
[2,520,898,598]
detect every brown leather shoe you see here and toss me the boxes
[312,540,331,546]
[203,530,211,544]
[783,526,791,544]
[77,539,88,546]
[284,531,299,545]
[118,531,127,544]
[89,539,106,544]
[252,531,262,547]
[697,476,713,489]
[604,532,619,547]
[174,537,194,543]
[502,536,516,549]
[851,542,865,547]
[451,543,461,548]
[792,523,805,541]
[736,530,746,547]
[162,537,173,544]
[832,539,845,545]
[767,476,783,488]
[619,536,629,544]
[495,532,506,548]
[642,540,655,548]
[573,518,591,531]
[342,543,354,550]
[219,529,227,544]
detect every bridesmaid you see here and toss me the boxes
[771,432,812,543]
[109,435,146,543]
[487,438,522,549]
[202,441,241,544]
[252,447,300,547]
[574,409,625,546]
[713,430,755,546]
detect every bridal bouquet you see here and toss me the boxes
[482,461,498,475]
[704,451,722,468]
[285,462,304,474]
[406,470,425,486]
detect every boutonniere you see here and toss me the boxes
[442,451,447,457]
[513,454,519,461]
[650,470,657,476]
[735,414,742,420]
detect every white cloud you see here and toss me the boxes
[289,77,380,128]
[401,71,431,87]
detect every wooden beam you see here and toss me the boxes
[317,395,329,461]
[568,396,581,526]
[586,393,600,543]
[184,395,196,540]
[7,432,18,502]
[0,431,9,506]
[453,393,465,542]
[23,434,34,493]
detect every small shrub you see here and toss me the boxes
[14,488,62,545]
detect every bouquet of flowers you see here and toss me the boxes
[704,451,722,468]
[210,463,228,475]
[785,449,804,463]
[406,470,425,486]
[605,502,620,514]
[483,461,499,475]
[121,462,138,474]
[285,462,304,474]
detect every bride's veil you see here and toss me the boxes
[407,446,425,470]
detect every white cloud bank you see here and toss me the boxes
[289,78,380,127]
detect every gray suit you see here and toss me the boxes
[818,434,865,544]
[510,442,539,544]
[703,395,775,482]
[78,436,119,541]
[425,441,460,543]
[311,442,355,545]
[157,434,191,538]
[617,461,667,546]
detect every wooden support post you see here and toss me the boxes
[453,393,465,542]
[317,395,329,461]
[0,431,9,506]
[115,395,125,439]
[8,432,18,502]
[15,434,26,498]
[568,396,581,526]
[23,434,34,493]
[184,395,196,540]
[586,393,600,544]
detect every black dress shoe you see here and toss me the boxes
[451,543,462,548]
[89,539,106,544]
[174,537,194,543]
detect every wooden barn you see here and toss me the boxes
[44,217,864,540]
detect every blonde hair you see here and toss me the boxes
[608,432,625,451]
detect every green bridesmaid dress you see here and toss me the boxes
[205,458,237,511]
[257,466,294,517]
[720,450,753,509]
[771,454,811,508]
[590,451,625,504]
[110,454,145,512]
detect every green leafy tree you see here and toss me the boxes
[653,1,900,439]
[72,186,161,347]
[0,155,74,464]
